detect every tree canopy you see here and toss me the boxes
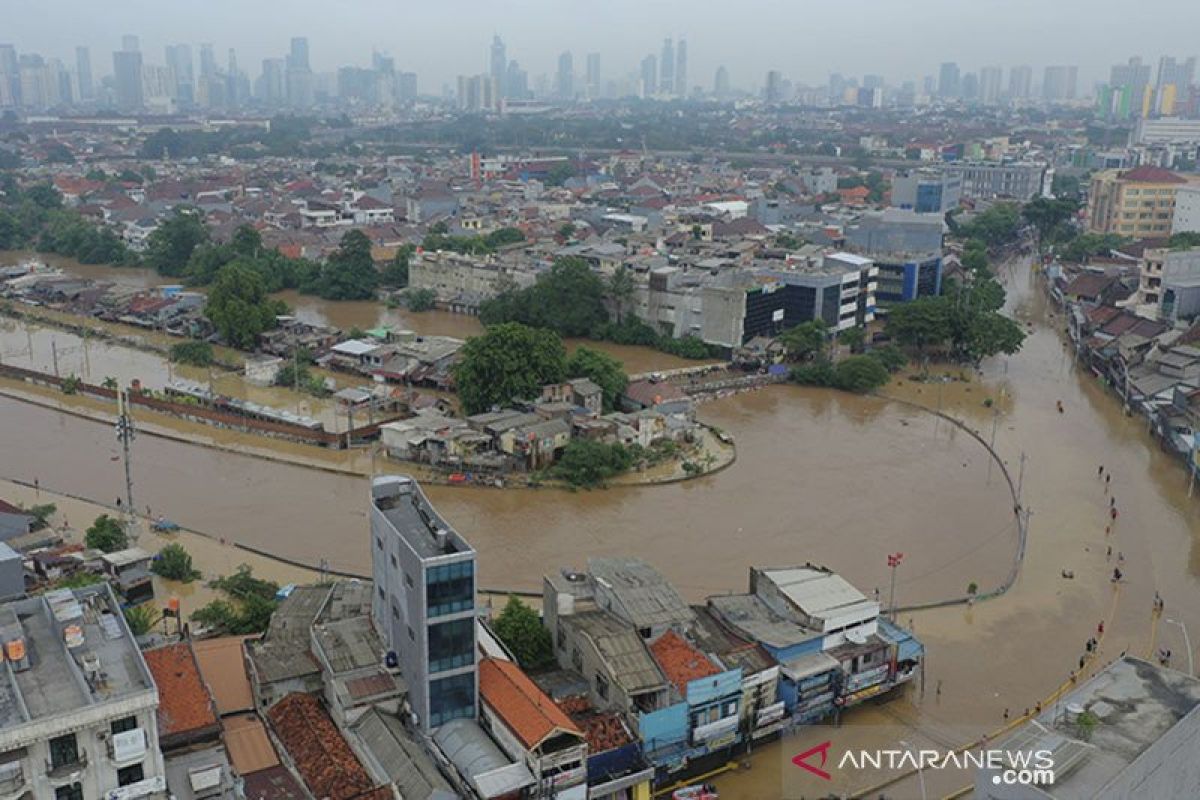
[204,261,288,349]
[318,229,379,300]
[85,514,127,553]
[454,323,568,414]
[492,596,555,670]
[144,210,209,276]
[479,257,609,337]
[566,346,628,411]
[886,276,1025,363]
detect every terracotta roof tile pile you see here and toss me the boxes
[143,643,218,739]
[554,695,633,754]
[649,630,720,695]
[266,693,382,800]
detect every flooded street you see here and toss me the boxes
[5,254,1200,798]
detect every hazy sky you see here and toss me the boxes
[4,0,1197,92]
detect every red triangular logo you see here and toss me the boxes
[792,741,833,780]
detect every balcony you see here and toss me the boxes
[45,749,87,783]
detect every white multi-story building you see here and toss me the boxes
[1172,185,1200,235]
[0,585,166,800]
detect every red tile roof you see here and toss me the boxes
[624,379,686,407]
[267,693,381,800]
[479,658,582,750]
[649,630,719,695]
[1120,166,1187,184]
[144,643,219,739]
[555,696,633,754]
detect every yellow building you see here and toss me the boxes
[1087,166,1200,238]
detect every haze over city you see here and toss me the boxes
[4,0,1200,90]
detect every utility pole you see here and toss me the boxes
[988,408,1000,484]
[115,388,138,542]
[887,552,904,620]
[51,338,59,378]
[1016,451,1027,509]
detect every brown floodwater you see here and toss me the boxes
[2,251,710,375]
[5,256,1200,799]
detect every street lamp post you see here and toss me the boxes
[1166,618,1194,677]
[887,552,904,620]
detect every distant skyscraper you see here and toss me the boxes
[259,58,285,105]
[863,74,884,91]
[165,44,193,105]
[675,39,687,98]
[506,59,527,100]
[765,70,784,104]
[979,66,1002,105]
[1155,56,1196,115]
[1042,65,1078,102]
[289,37,310,70]
[660,38,674,95]
[199,44,216,79]
[74,46,92,101]
[112,49,143,110]
[585,52,601,99]
[961,71,979,102]
[1008,65,1032,100]
[714,65,730,98]
[640,54,657,97]
[555,51,573,99]
[938,62,960,99]
[0,45,20,109]
[1107,57,1151,118]
[121,35,139,53]
[489,35,506,97]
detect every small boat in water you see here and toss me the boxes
[672,785,718,800]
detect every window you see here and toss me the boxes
[404,572,414,589]
[596,673,609,700]
[428,673,475,727]
[55,785,83,800]
[117,764,144,787]
[375,536,383,551]
[428,618,474,673]
[48,734,79,770]
[426,561,474,617]
[572,647,582,671]
[111,716,138,735]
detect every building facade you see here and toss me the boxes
[1087,166,1200,237]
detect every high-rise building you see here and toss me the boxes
[1105,57,1152,119]
[286,37,313,108]
[675,38,687,98]
[1156,56,1196,116]
[660,38,674,95]
[397,72,418,103]
[979,66,1002,105]
[0,45,19,108]
[765,70,785,104]
[555,51,573,99]
[1008,65,1032,100]
[938,62,960,99]
[961,71,979,102]
[288,37,309,71]
[1042,65,1078,102]
[74,46,92,101]
[714,65,730,99]
[640,54,657,97]
[121,34,139,53]
[198,44,216,79]
[505,59,527,100]
[585,52,601,99]
[165,44,193,106]
[489,35,506,97]
[259,58,285,105]
[370,475,477,733]
[112,49,143,110]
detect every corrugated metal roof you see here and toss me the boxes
[759,567,876,624]
[567,610,666,695]
[588,557,694,630]
[352,709,455,800]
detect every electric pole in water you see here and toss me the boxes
[887,552,904,620]
[115,388,137,542]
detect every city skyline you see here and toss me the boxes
[3,0,1200,93]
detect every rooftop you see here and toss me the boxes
[649,630,721,695]
[433,717,537,799]
[372,475,474,560]
[351,708,457,800]
[190,636,254,716]
[566,610,666,696]
[755,566,878,631]
[479,657,583,750]
[986,658,1200,799]
[267,692,382,800]
[222,712,280,776]
[588,557,695,631]
[0,584,155,735]
[143,643,219,741]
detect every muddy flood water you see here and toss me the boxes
[5,256,1200,798]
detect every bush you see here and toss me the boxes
[832,355,891,393]
[151,543,201,582]
[169,340,214,367]
[492,596,555,670]
[124,604,159,636]
[85,514,128,553]
[550,440,636,487]
[407,287,437,311]
[866,345,908,373]
[790,360,835,386]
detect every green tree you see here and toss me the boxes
[606,268,636,324]
[957,203,1022,247]
[778,320,829,361]
[204,261,287,349]
[866,345,908,373]
[230,224,263,257]
[151,543,201,582]
[407,287,437,311]
[546,162,575,187]
[960,310,1026,363]
[1022,196,1079,250]
[832,355,891,393]
[145,210,209,276]
[839,326,866,353]
[566,346,628,411]
[886,297,952,356]
[454,323,568,414]
[550,440,636,487]
[318,229,378,300]
[492,596,555,670]
[124,604,159,636]
[85,514,128,553]
[168,341,214,366]
[961,239,989,273]
[479,257,608,337]
[381,245,413,287]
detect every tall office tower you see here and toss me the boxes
[640,54,657,97]
[863,74,884,91]
[289,37,310,70]
[397,72,417,103]
[714,65,730,98]
[555,51,573,99]
[1107,57,1152,118]
[660,38,674,95]
[165,44,193,105]
[765,70,784,103]
[938,62,960,98]
[112,49,143,110]
[489,35,506,97]
[961,71,979,102]
[74,46,92,101]
[675,39,687,97]
[585,52,601,99]
[505,59,527,99]
[1008,65,1032,99]
[260,58,285,105]
[1156,56,1196,115]
[121,35,139,53]
[370,476,477,733]
[199,44,216,79]
[1042,65,1078,101]
[0,45,20,109]
[979,66,1003,105]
